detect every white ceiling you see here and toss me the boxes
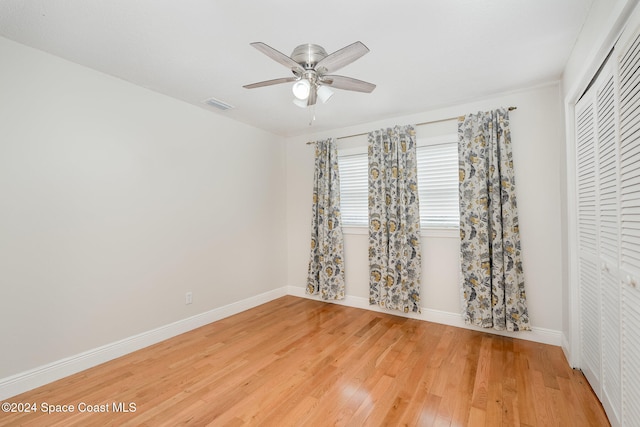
[0,0,594,137]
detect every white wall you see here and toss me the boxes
[286,83,565,341]
[0,37,287,380]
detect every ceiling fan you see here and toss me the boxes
[243,41,376,107]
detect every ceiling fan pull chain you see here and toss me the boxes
[309,105,316,126]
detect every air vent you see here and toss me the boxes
[202,97,234,111]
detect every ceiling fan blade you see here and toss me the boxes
[315,41,370,74]
[307,86,318,106]
[243,77,297,89]
[322,75,376,93]
[250,42,303,73]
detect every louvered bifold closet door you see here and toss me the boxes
[575,96,601,396]
[595,66,622,424]
[618,23,640,427]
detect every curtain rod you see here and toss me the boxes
[306,106,517,144]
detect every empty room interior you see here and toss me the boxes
[1,1,639,426]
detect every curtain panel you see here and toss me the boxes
[458,108,530,331]
[368,125,422,313]
[307,138,346,300]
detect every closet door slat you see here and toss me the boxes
[619,26,640,427]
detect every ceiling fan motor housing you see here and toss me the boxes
[291,44,328,70]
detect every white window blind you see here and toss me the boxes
[338,139,460,229]
[338,152,369,226]
[416,142,460,228]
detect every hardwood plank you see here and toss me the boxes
[502,376,521,426]
[469,406,487,426]
[515,345,538,426]
[485,336,505,426]
[0,296,610,426]
[471,335,492,410]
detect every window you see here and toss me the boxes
[338,152,369,226]
[338,136,460,229]
[416,140,460,228]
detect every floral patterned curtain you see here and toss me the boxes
[458,108,530,331]
[307,138,346,300]
[368,126,421,313]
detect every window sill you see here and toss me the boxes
[342,226,459,239]
[420,227,459,238]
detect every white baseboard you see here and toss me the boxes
[287,285,562,346]
[0,287,287,400]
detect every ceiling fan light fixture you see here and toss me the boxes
[317,85,334,104]
[292,79,311,100]
[293,98,308,108]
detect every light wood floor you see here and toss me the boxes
[1,296,609,426]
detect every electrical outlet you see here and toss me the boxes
[185,292,193,305]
